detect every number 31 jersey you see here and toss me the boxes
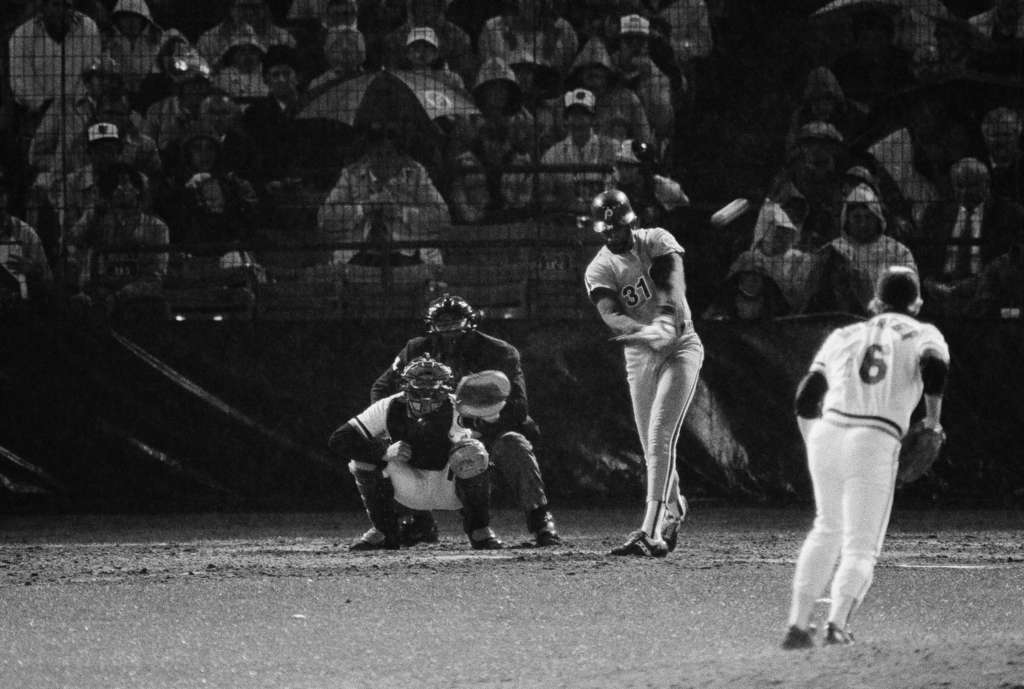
[812,313,950,438]
[584,227,683,326]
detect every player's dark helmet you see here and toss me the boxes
[591,189,637,232]
[591,189,637,252]
[425,293,478,333]
[870,265,923,316]
[400,355,454,417]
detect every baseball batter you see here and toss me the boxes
[783,266,949,648]
[584,189,704,557]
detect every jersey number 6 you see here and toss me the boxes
[859,344,888,384]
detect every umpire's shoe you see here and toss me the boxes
[609,530,669,557]
[469,527,505,550]
[781,624,816,650]
[824,623,854,646]
[349,527,400,551]
[527,506,562,547]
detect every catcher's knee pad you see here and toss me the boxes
[449,438,489,479]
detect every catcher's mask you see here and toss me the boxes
[590,189,636,253]
[870,265,923,316]
[425,294,478,335]
[401,355,454,417]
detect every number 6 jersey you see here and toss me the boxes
[811,313,950,439]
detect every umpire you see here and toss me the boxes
[368,294,562,548]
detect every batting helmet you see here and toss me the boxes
[400,355,454,417]
[871,265,923,316]
[591,189,637,252]
[425,294,478,334]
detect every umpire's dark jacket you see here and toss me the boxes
[369,330,536,439]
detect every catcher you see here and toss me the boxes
[782,266,949,650]
[366,294,561,549]
[328,355,504,550]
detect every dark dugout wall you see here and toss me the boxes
[1,315,1021,511]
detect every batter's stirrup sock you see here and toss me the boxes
[641,499,667,540]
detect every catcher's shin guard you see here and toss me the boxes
[454,471,492,534]
[348,461,399,537]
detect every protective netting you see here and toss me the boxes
[1,317,1020,509]
[2,1,1023,323]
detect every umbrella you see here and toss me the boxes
[811,0,954,21]
[297,68,480,128]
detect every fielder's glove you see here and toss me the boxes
[455,370,510,422]
[897,421,946,483]
[612,315,677,351]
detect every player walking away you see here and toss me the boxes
[584,189,704,557]
[329,356,504,550]
[363,294,561,549]
[782,266,949,649]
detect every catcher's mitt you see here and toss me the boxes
[897,421,946,483]
[455,370,510,421]
[449,438,489,479]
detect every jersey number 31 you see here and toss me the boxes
[621,277,652,306]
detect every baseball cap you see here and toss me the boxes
[87,122,120,143]
[564,88,596,113]
[406,26,439,48]
[620,14,650,36]
[221,23,266,60]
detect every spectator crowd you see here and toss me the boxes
[1,0,1024,322]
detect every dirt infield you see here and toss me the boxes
[1,506,1022,689]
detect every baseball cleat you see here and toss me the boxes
[661,494,688,553]
[398,513,439,546]
[824,623,854,646]
[609,530,669,557]
[781,624,816,650]
[535,527,562,547]
[470,535,505,550]
[349,527,399,551]
[469,527,505,550]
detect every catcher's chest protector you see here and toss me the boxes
[386,400,455,471]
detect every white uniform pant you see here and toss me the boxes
[384,462,462,511]
[624,332,703,503]
[792,421,900,625]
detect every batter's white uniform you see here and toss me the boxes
[791,312,950,627]
[353,393,474,511]
[584,228,704,507]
